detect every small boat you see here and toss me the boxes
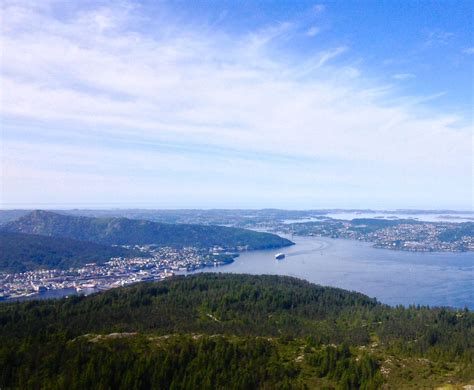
[275,253,285,260]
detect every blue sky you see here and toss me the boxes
[1,0,473,209]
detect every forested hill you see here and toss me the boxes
[0,232,143,273]
[1,210,293,249]
[0,274,472,389]
[0,273,379,339]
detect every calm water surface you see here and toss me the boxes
[18,236,473,309]
[187,235,474,309]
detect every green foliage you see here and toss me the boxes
[438,222,474,243]
[0,232,142,273]
[0,273,472,389]
[0,274,377,342]
[0,335,301,390]
[305,345,383,389]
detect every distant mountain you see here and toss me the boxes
[0,232,142,273]
[1,210,293,249]
[0,210,31,225]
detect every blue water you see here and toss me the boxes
[187,235,474,309]
[15,236,473,309]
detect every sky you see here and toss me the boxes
[1,0,473,210]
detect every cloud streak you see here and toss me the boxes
[306,26,320,37]
[393,73,416,80]
[0,1,472,208]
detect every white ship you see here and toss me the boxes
[275,253,285,260]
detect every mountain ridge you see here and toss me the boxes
[0,231,144,273]
[1,210,294,249]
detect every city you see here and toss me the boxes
[0,245,237,300]
[272,220,474,252]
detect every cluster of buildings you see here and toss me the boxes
[0,246,237,300]
[278,220,473,252]
[367,224,474,252]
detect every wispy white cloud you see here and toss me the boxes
[306,26,320,37]
[316,46,347,67]
[0,1,471,208]
[463,47,474,55]
[424,29,455,47]
[393,73,416,80]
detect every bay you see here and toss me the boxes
[15,235,473,309]
[186,235,474,309]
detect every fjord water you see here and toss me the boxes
[21,235,473,309]
[189,235,474,309]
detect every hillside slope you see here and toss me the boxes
[2,210,293,249]
[0,274,472,389]
[0,232,143,273]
